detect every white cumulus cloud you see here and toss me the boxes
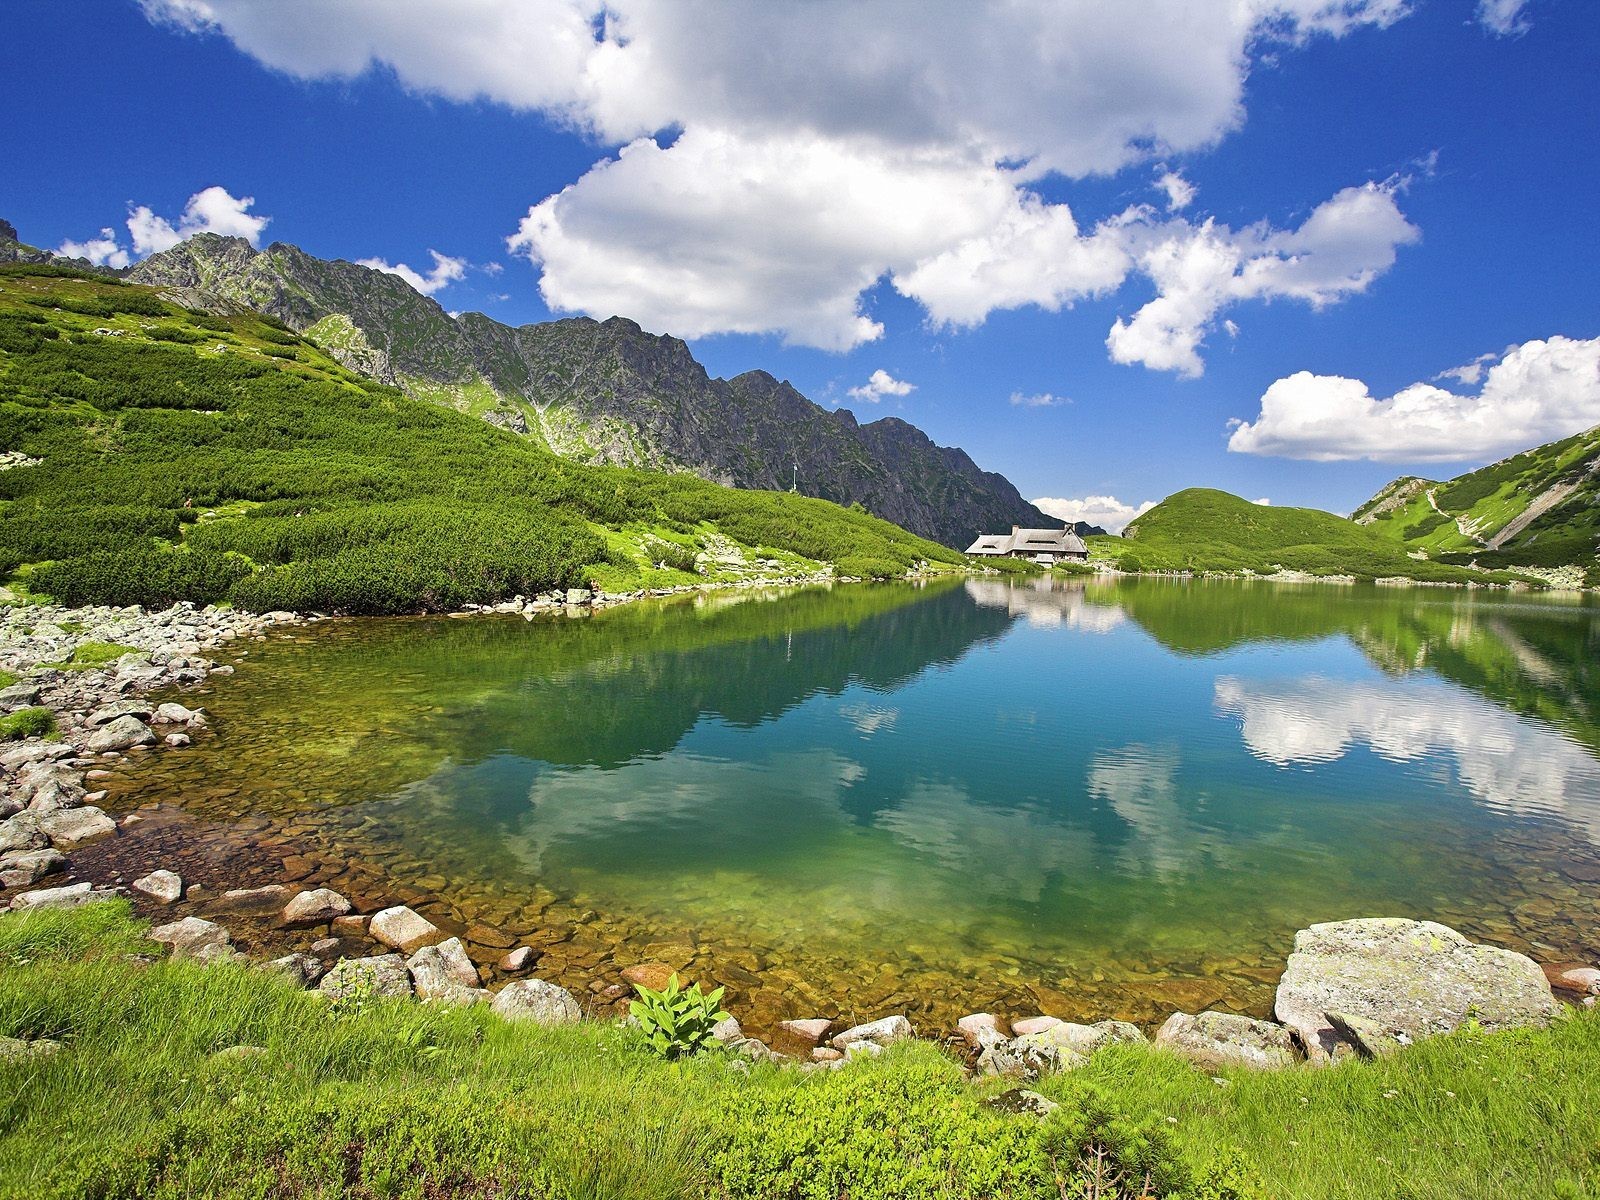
[56,228,130,269]
[356,249,468,296]
[126,185,270,256]
[147,0,1416,361]
[1009,391,1067,408]
[846,369,915,404]
[1227,335,1600,462]
[1477,0,1532,36]
[1156,170,1197,211]
[1032,495,1156,534]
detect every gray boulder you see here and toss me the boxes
[131,869,183,904]
[0,848,66,888]
[490,978,581,1025]
[86,716,156,753]
[0,813,48,855]
[264,953,327,987]
[369,904,443,954]
[319,954,413,1000]
[11,881,119,910]
[1155,1011,1298,1071]
[279,887,351,927]
[150,916,232,959]
[38,806,116,846]
[406,937,481,1000]
[830,1014,913,1051]
[86,701,153,727]
[1274,917,1559,1061]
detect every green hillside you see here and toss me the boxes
[1103,488,1530,584]
[1355,426,1600,576]
[0,265,962,614]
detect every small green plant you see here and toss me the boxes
[40,641,139,670]
[628,974,730,1059]
[0,706,55,741]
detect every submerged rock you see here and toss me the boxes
[1155,1011,1298,1072]
[279,887,351,927]
[490,978,581,1025]
[1274,918,1559,1061]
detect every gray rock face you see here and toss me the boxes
[490,978,581,1025]
[830,1015,913,1051]
[319,954,413,1000]
[150,916,232,959]
[0,814,48,854]
[11,881,119,910]
[279,888,351,927]
[1274,918,1559,1061]
[85,716,156,753]
[86,701,153,727]
[131,869,183,904]
[265,953,327,987]
[1156,1011,1298,1072]
[369,905,444,954]
[0,848,66,888]
[406,937,480,1000]
[37,806,116,846]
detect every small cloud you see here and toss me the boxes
[1009,390,1067,408]
[1252,497,1272,506]
[1032,494,1156,535]
[481,261,504,276]
[356,249,469,296]
[1155,170,1196,211]
[1433,351,1499,387]
[847,368,915,403]
[488,292,511,302]
[1477,0,1532,36]
[57,227,130,269]
[1223,319,1240,339]
[127,185,270,256]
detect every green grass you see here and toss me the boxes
[2,903,1596,1199]
[1114,489,1535,585]
[0,268,963,615]
[0,669,16,689]
[38,640,138,669]
[0,705,54,740]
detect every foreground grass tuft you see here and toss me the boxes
[1,903,1597,1199]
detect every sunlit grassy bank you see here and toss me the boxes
[2,903,1596,1199]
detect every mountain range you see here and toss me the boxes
[54,230,1080,549]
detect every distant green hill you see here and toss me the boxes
[1354,426,1600,576]
[1100,488,1530,584]
[0,265,961,613]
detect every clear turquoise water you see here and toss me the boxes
[109,577,1600,1029]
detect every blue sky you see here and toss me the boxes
[4,1,1596,530]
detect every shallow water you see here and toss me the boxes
[99,577,1600,1033]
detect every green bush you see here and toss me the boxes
[32,547,251,609]
[628,974,731,1059]
[0,706,55,740]
[834,555,906,580]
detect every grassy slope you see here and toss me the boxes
[0,266,962,613]
[1100,488,1532,584]
[3,903,1597,1200]
[1357,427,1600,573]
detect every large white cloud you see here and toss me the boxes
[1033,495,1156,534]
[1227,334,1600,462]
[145,0,1417,359]
[127,185,270,256]
[356,249,467,296]
[56,228,131,269]
[1477,0,1532,36]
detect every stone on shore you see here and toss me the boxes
[1273,917,1559,1061]
[0,848,67,888]
[490,978,581,1025]
[1010,1015,1061,1037]
[369,905,444,954]
[131,869,183,904]
[150,916,231,959]
[265,953,326,987]
[1546,965,1600,996]
[86,701,153,727]
[498,946,535,973]
[279,887,351,927]
[712,1015,743,1044]
[1326,1010,1408,1059]
[319,954,413,1000]
[37,806,116,847]
[1155,1011,1298,1072]
[407,937,481,1000]
[86,716,156,753]
[779,1017,833,1046]
[957,1012,1004,1048]
[10,881,107,910]
[152,702,199,724]
[831,1015,912,1051]
[0,813,48,855]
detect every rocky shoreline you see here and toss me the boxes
[3,595,1598,1079]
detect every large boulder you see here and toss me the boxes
[490,978,581,1025]
[831,1015,913,1051]
[279,888,351,927]
[319,954,413,1000]
[37,806,116,847]
[150,916,231,959]
[1155,1011,1298,1071]
[369,905,444,954]
[0,813,48,855]
[131,869,183,904]
[86,716,156,753]
[407,937,481,1000]
[1274,917,1559,1061]
[10,882,119,910]
[0,848,66,888]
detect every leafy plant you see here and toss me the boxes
[628,974,730,1059]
